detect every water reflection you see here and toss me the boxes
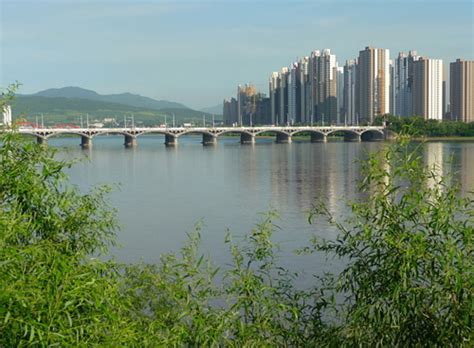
[49,136,473,276]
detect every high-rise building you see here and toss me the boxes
[450,59,474,123]
[237,84,257,125]
[357,46,390,124]
[2,105,12,127]
[413,58,443,120]
[392,51,419,117]
[336,66,344,124]
[309,49,338,125]
[442,80,448,120]
[269,72,279,125]
[255,96,271,125]
[223,98,238,125]
[278,67,289,125]
[299,57,311,124]
[288,62,303,125]
[343,59,358,125]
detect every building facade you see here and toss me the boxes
[237,84,257,126]
[450,59,474,123]
[278,67,289,125]
[336,66,344,124]
[392,51,419,117]
[299,57,311,124]
[412,58,443,120]
[343,60,357,125]
[223,98,238,125]
[269,72,279,125]
[309,49,338,125]
[357,47,390,124]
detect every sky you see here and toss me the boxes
[1,0,473,109]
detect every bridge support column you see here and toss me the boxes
[81,136,92,148]
[240,133,255,144]
[165,134,178,146]
[37,136,47,145]
[202,134,217,146]
[310,134,327,143]
[124,135,137,148]
[276,133,292,144]
[344,133,361,142]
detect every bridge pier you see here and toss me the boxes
[240,133,255,144]
[344,133,361,142]
[202,133,217,146]
[310,133,327,143]
[36,136,47,145]
[276,133,292,144]
[165,134,178,146]
[81,136,92,148]
[124,135,137,148]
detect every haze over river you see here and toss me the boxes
[51,135,473,282]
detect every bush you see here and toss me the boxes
[308,136,474,346]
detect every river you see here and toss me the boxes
[50,135,473,282]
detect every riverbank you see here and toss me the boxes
[412,136,474,142]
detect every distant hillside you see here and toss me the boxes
[26,86,189,111]
[200,104,223,115]
[11,96,214,127]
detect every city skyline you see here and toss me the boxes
[1,0,473,110]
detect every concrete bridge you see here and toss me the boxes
[16,126,389,148]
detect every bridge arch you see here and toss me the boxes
[44,131,85,139]
[325,129,362,142]
[325,129,360,137]
[360,129,385,141]
[215,129,254,137]
[140,129,170,137]
[92,130,131,137]
[252,129,292,143]
[291,129,327,142]
[253,129,290,137]
[175,129,215,138]
[16,131,43,139]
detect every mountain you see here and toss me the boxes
[27,87,189,111]
[199,103,223,115]
[11,95,217,127]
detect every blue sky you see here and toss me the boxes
[1,0,473,109]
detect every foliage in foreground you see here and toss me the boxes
[1,86,473,346]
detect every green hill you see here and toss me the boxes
[27,86,189,110]
[11,96,218,127]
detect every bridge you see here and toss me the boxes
[15,126,389,148]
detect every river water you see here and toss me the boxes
[50,135,473,282]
